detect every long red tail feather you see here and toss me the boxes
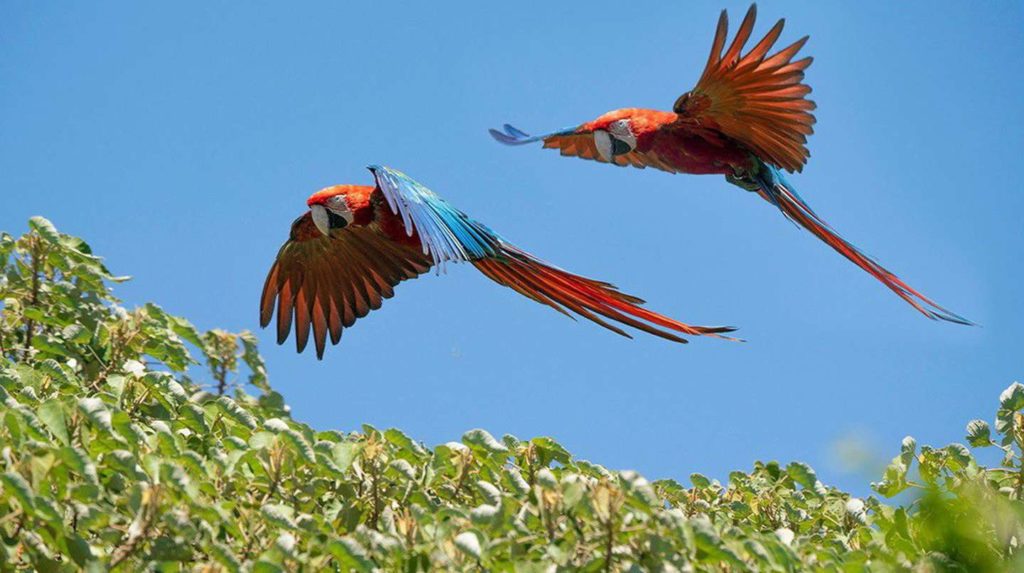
[752,167,972,325]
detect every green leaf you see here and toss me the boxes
[239,331,270,392]
[389,459,417,481]
[530,436,571,465]
[36,359,75,386]
[64,533,95,566]
[0,471,35,511]
[29,216,60,244]
[261,504,297,529]
[945,443,973,470]
[476,480,502,505]
[280,428,316,464]
[77,397,113,432]
[326,538,373,572]
[252,561,284,573]
[385,427,426,456]
[1000,382,1024,411]
[37,399,70,445]
[178,402,210,434]
[454,531,482,559]
[966,419,992,446]
[331,442,362,474]
[58,446,99,485]
[786,462,818,490]
[111,411,145,446]
[249,431,276,450]
[207,542,241,573]
[463,428,508,454]
[61,324,91,344]
[505,468,530,495]
[216,396,258,430]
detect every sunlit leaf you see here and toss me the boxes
[37,399,69,445]
[462,429,508,454]
[454,531,482,559]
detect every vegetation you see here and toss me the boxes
[0,217,1021,571]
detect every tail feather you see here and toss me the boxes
[473,244,742,343]
[752,165,973,325]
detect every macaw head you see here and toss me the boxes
[305,185,373,236]
[580,109,640,162]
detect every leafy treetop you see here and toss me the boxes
[0,218,1022,571]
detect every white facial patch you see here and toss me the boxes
[326,195,355,225]
[607,119,637,150]
[594,129,613,161]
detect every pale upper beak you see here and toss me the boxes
[594,130,614,162]
[594,129,635,162]
[310,204,330,236]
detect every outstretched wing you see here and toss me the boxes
[674,4,816,173]
[260,212,432,359]
[369,165,499,269]
[489,124,680,174]
[370,165,737,343]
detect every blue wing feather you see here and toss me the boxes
[368,166,499,271]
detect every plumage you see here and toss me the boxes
[490,4,971,326]
[260,166,737,358]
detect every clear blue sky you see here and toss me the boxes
[2,2,1021,494]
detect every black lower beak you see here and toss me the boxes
[611,137,632,156]
[327,210,349,230]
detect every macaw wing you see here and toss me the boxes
[260,211,432,359]
[371,166,736,342]
[369,165,500,269]
[489,124,680,174]
[674,4,816,173]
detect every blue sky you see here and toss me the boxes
[2,2,1021,494]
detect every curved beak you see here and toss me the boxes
[594,130,632,162]
[594,130,613,161]
[310,204,330,236]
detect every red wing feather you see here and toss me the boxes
[675,4,816,173]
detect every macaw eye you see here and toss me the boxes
[326,195,347,210]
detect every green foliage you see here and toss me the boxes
[1,218,1022,571]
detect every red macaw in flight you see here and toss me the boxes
[260,166,736,358]
[491,4,971,325]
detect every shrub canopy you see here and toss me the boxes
[0,218,1021,571]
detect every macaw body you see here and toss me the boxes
[577,108,754,176]
[492,4,971,325]
[261,166,736,358]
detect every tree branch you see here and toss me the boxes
[22,238,43,357]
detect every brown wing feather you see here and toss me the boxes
[260,212,432,359]
[542,133,679,174]
[675,4,816,173]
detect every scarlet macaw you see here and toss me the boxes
[260,166,736,358]
[491,5,971,325]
